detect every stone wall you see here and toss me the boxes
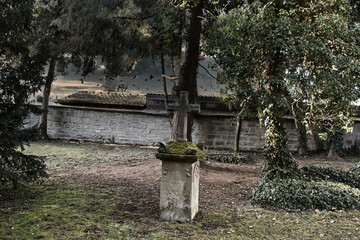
[27,106,172,145]
[192,116,318,151]
[26,105,360,152]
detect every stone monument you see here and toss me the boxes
[155,91,203,222]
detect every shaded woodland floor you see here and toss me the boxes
[0,141,359,239]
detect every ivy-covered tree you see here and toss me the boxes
[0,0,49,188]
[206,0,360,179]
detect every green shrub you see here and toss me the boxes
[350,163,360,176]
[302,166,360,189]
[202,151,253,164]
[253,178,360,211]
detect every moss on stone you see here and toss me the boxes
[165,141,206,158]
[196,141,205,151]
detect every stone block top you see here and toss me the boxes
[155,153,199,163]
[155,141,206,163]
[55,91,146,109]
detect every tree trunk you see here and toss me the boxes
[327,131,344,159]
[262,47,298,179]
[161,49,169,108]
[327,140,341,160]
[172,2,202,142]
[262,109,298,179]
[292,110,308,155]
[234,118,242,152]
[311,126,325,152]
[41,57,57,138]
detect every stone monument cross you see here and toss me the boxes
[168,91,200,141]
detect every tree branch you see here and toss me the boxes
[198,62,217,81]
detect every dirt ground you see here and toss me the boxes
[41,141,359,216]
[2,141,360,239]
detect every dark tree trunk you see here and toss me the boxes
[161,49,169,108]
[262,48,298,179]
[292,110,308,155]
[262,110,298,179]
[234,118,242,152]
[311,126,325,152]
[172,2,202,142]
[41,57,57,138]
[327,140,341,160]
[327,131,344,159]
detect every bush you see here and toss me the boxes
[302,166,360,189]
[1,1,49,188]
[253,178,360,211]
[0,152,48,189]
[253,165,360,211]
[350,162,360,176]
[202,151,253,164]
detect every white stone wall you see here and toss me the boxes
[344,121,360,148]
[45,106,172,145]
[192,117,318,151]
[26,105,360,151]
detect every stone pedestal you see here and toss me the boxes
[156,154,200,222]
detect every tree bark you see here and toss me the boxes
[262,109,298,179]
[172,2,202,142]
[161,49,169,108]
[41,57,57,138]
[292,110,308,155]
[327,131,344,159]
[262,47,298,179]
[311,126,325,152]
[327,140,341,160]
[234,118,242,152]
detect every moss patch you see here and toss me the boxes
[165,141,206,158]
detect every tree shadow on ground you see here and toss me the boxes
[112,178,160,223]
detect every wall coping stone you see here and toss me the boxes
[43,104,360,122]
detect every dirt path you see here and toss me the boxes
[2,141,358,239]
[40,141,357,215]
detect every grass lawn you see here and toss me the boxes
[0,141,359,239]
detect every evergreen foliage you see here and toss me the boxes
[350,162,360,175]
[55,0,174,80]
[253,164,360,210]
[302,166,360,189]
[0,0,48,187]
[202,151,253,164]
[253,177,360,211]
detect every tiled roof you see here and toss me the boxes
[55,91,146,108]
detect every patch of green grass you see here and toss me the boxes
[2,142,359,239]
[1,182,360,239]
[0,184,115,239]
[22,141,154,171]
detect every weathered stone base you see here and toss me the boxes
[160,160,200,222]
